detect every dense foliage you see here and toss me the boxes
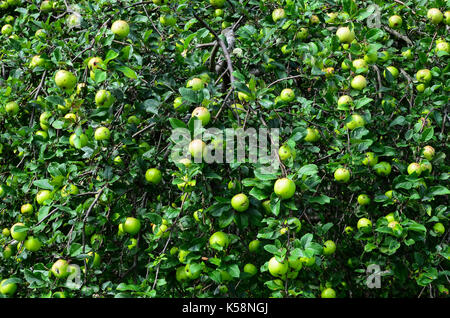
[0,0,449,298]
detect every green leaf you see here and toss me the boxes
[33,179,54,190]
[116,66,137,79]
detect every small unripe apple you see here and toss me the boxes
[280,88,295,102]
[272,8,286,22]
[54,70,77,90]
[362,152,378,167]
[30,55,46,68]
[374,161,392,176]
[336,27,355,43]
[384,66,399,79]
[357,194,371,206]
[416,69,432,83]
[334,168,350,183]
[88,57,103,70]
[296,27,308,40]
[444,11,450,25]
[123,217,141,235]
[419,161,432,174]
[407,162,421,176]
[36,190,52,205]
[95,90,114,108]
[364,52,378,64]
[1,24,13,36]
[249,240,261,253]
[24,236,42,252]
[111,20,130,39]
[337,95,353,110]
[357,218,372,232]
[351,75,367,90]
[274,178,296,199]
[401,49,413,59]
[352,58,368,73]
[5,101,19,115]
[388,15,402,28]
[10,223,27,241]
[145,168,162,184]
[304,127,320,142]
[231,193,250,212]
[378,50,389,62]
[422,146,435,160]
[209,231,229,250]
[321,288,336,298]
[346,114,365,130]
[94,126,111,141]
[51,259,69,279]
[433,222,445,236]
[268,257,289,278]
[69,133,88,149]
[0,279,17,296]
[322,240,336,255]
[187,77,204,91]
[21,203,33,215]
[436,41,450,53]
[188,139,206,160]
[191,107,211,126]
[278,145,292,161]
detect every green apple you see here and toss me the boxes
[401,49,413,59]
[69,133,88,149]
[374,161,392,176]
[249,239,261,253]
[51,259,69,278]
[422,146,435,160]
[407,162,421,176]
[436,41,450,53]
[384,66,399,79]
[145,168,162,184]
[321,287,336,298]
[10,223,27,241]
[178,249,190,263]
[357,218,372,232]
[35,130,48,141]
[231,193,249,212]
[274,178,296,199]
[21,203,33,215]
[209,231,229,250]
[3,245,13,259]
[61,184,79,197]
[388,15,402,28]
[364,52,378,64]
[427,8,443,24]
[385,190,393,199]
[278,145,292,161]
[1,24,13,35]
[191,107,211,126]
[111,20,130,39]
[351,75,367,90]
[123,217,141,235]
[419,161,432,174]
[416,83,426,92]
[243,263,257,277]
[323,240,336,255]
[30,55,46,68]
[153,223,170,238]
[215,9,224,17]
[176,266,189,282]
[268,257,288,278]
[86,252,101,268]
[385,213,396,223]
[352,58,368,73]
[296,27,308,40]
[95,90,114,108]
[378,50,389,62]
[24,236,42,252]
[0,279,17,296]
[188,139,206,160]
[344,226,354,235]
[272,8,286,22]
[416,69,432,83]
[159,14,176,26]
[280,88,295,102]
[35,29,47,39]
[185,263,202,280]
[54,70,77,90]
[357,194,371,206]
[173,97,187,112]
[433,222,445,236]
[362,152,378,167]
[300,256,316,267]
[40,0,53,12]
[444,11,450,24]
[94,126,111,141]
[346,114,365,130]
[39,111,52,130]
[334,168,350,183]
[336,27,355,43]
[304,127,320,142]
[187,77,204,91]
[338,95,353,110]
[2,228,11,237]
[5,101,19,115]
[36,190,52,205]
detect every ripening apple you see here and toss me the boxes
[243,263,257,277]
[362,152,378,167]
[36,190,52,205]
[407,162,421,176]
[268,257,289,278]
[416,69,432,83]
[296,27,308,40]
[176,266,189,282]
[88,57,103,70]
[5,101,19,115]
[187,77,204,91]
[20,203,33,215]
[357,194,371,206]
[427,8,443,24]
[40,0,53,12]
[67,13,82,27]
[336,26,355,43]
[321,288,336,298]
[323,240,336,255]
[272,8,286,22]
[304,127,320,142]
[209,231,229,250]
[231,193,249,212]
[401,49,413,59]
[346,114,365,130]
[122,217,141,236]
[1,24,13,35]
[278,145,292,161]
[191,107,211,126]
[274,178,296,199]
[35,130,48,141]
[436,41,450,53]
[422,146,435,160]
[374,161,392,176]
[334,168,350,183]
[94,126,111,141]
[188,139,206,160]
[357,218,372,233]
[51,259,69,279]
[54,70,77,90]
[364,52,378,64]
[351,75,367,90]
[95,90,114,108]
[61,184,79,197]
[111,20,130,39]
[419,161,432,174]
[39,111,52,130]
[280,88,295,102]
[145,168,162,184]
[29,55,46,68]
[159,14,176,26]
[388,15,402,28]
